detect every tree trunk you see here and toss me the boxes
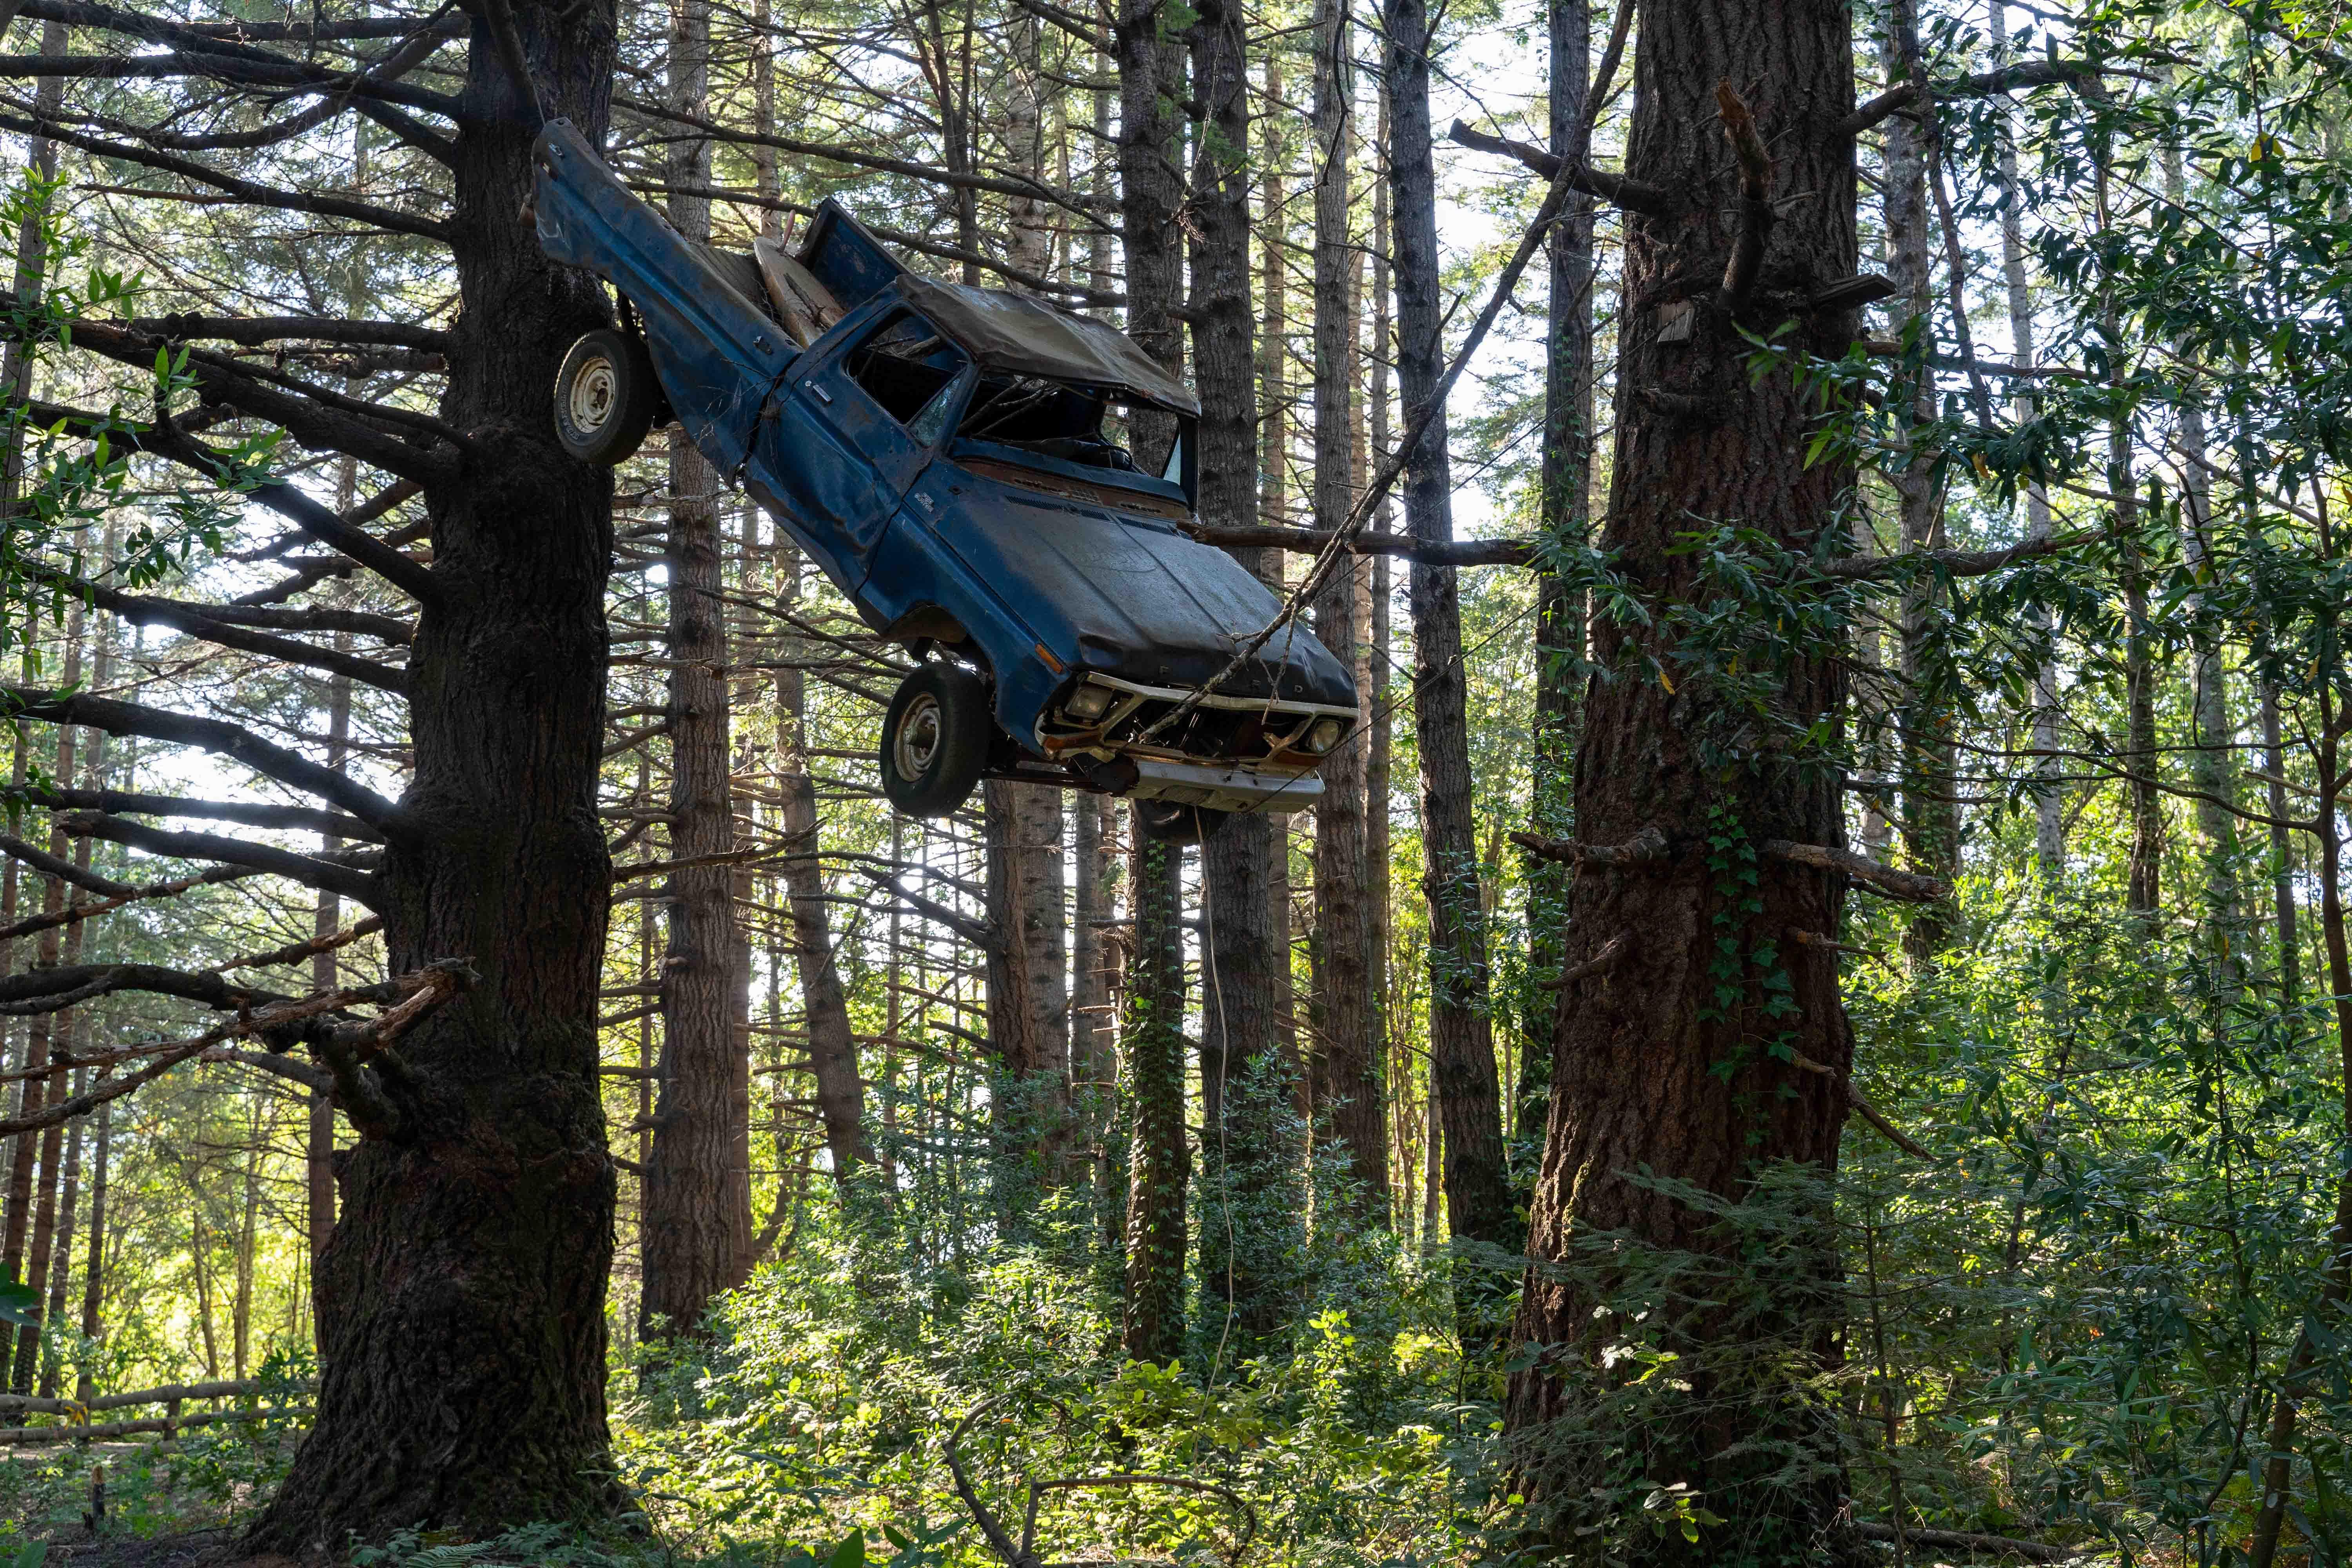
[1382,0,1515,1261]
[73,1097,103,1405]
[250,1,625,1540]
[1190,0,1294,1345]
[13,603,82,1395]
[1113,0,1189,1362]
[1521,0,1594,1140]
[233,1099,262,1381]
[1121,838,1189,1363]
[1993,0,2062,885]
[36,1066,80,1398]
[1885,0,1957,966]
[1505,0,1861,1550]
[1308,0,1387,1213]
[641,0,753,1340]
[772,548,870,1178]
[311,652,351,1341]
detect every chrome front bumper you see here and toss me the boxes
[1127,756,1325,814]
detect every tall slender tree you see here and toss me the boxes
[1382,0,1516,1262]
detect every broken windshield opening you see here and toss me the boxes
[956,374,1136,472]
[845,311,968,428]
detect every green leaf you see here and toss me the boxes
[826,1528,866,1568]
[0,1277,41,1328]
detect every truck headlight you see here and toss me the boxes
[1063,682,1114,723]
[1299,717,1345,755]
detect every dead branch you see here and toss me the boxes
[1784,926,1894,969]
[1714,81,1774,312]
[1511,827,1670,869]
[1445,120,1673,215]
[1761,839,1948,902]
[1787,1052,1933,1160]
[1544,932,1632,989]
[0,959,470,1140]
[1182,522,1535,568]
[209,916,384,975]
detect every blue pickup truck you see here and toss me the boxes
[528,120,1356,841]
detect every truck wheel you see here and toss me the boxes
[880,662,991,818]
[552,328,658,466]
[1136,801,1228,845]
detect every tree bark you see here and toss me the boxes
[1885,0,1957,967]
[1383,0,1515,1261]
[72,1096,103,1405]
[1505,0,1862,1551]
[1308,0,1386,1214]
[772,547,870,1179]
[35,1065,79,1398]
[639,0,753,1340]
[1121,837,1189,1363]
[1993,0,2062,885]
[250,0,626,1541]
[1521,0,1594,1140]
[1189,0,1295,1345]
[12,602,82,1394]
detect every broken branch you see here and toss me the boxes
[1761,839,1949,902]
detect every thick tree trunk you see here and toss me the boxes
[1505,0,1861,1551]
[1382,0,1515,1260]
[641,0,752,1338]
[250,1,624,1542]
[1521,0,1594,1140]
[1308,0,1386,1212]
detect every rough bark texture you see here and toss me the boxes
[1885,0,1958,965]
[1189,0,1295,1344]
[1122,837,1189,1363]
[1504,0,1861,1551]
[1308,0,1386,1212]
[641,0,753,1339]
[773,551,870,1180]
[1993,0,2062,883]
[1382,0,1515,1259]
[12,616,79,1394]
[1521,0,1593,1142]
[1114,0,1187,1359]
[249,2,623,1543]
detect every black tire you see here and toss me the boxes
[552,328,658,466]
[880,662,991,817]
[1136,800,1229,845]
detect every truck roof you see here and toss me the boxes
[796,198,1201,419]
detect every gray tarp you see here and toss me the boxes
[894,274,1202,418]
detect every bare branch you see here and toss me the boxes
[1183,522,1535,568]
[57,812,380,906]
[1761,838,1949,902]
[0,687,407,833]
[1445,120,1674,216]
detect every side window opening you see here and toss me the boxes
[845,312,968,426]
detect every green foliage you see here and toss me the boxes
[611,1232,1493,1568]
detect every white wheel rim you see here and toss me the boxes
[568,355,618,433]
[894,691,944,780]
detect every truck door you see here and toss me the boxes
[751,307,966,596]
